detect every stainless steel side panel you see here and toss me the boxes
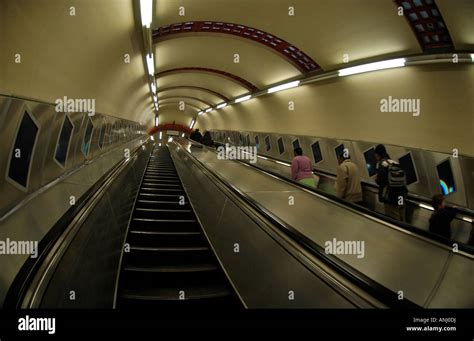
[170,144,356,308]
[178,140,474,307]
[428,254,474,308]
[0,138,147,307]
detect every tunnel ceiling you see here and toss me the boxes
[150,0,473,121]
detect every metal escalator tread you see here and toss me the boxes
[124,264,219,273]
[117,145,238,308]
[130,246,209,251]
[120,285,231,301]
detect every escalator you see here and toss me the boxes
[117,145,240,308]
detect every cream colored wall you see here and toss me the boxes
[0,0,153,124]
[197,64,474,156]
[157,104,197,127]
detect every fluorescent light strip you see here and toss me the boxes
[154,116,159,127]
[146,53,155,76]
[462,217,473,223]
[267,80,300,94]
[198,111,204,116]
[338,58,406,77]
[205,108,212,113]
[140,0,153,28]
[471,54,474,62]
[189,119,195,128]
[151,83,156,94]
[159,131,162,139]
[216,102,227,109]
[257,155,268,160]
[235,95,251,103]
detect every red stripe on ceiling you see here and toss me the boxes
[152,21,321,74]
[158,95,213,107]
[156,67,259,92]
[394,0,454,52]
[157,86,229,102]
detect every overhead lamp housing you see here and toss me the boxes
[338,58,406,77]
[140,0,153,28]
[146,53,155,76]
[235,95,251,103]
[267,80,300,94]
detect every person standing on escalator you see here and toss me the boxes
[335,152,363,204]
[429,194,456,239]
[201,131,214,147]
[291,147,319,188]
[190,129,202,143]
[374,144,408,222]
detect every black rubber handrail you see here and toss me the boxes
[212,141,474,254]
[176,141,421,309]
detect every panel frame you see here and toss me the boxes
[53,113,75,169]
[398,150,420,186]
[5,105,41,192]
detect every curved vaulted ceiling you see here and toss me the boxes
[157,96,213,109]
[156,87,225,106]
[158,100,202,112]
[156,73,249,99]
[156,67,259,92]
[151,0,473,124]
[154,36,301,89]
[153,21,321,73]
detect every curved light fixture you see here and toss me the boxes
[140,0,153,28]
[338,58,406,77]
[146,53,155,76]
[235,95,251,103]
[267,80,300,94]
[216,102,227,109]
[205,108,212,113]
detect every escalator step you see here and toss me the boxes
[117,145,238,308]
[135,208,192,213]
[133,218,196,223]
[130,246,209,252]
[123,264,218,273]
[120,285,231,301]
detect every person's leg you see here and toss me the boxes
[384,203,401,220]
[398,205,406,222]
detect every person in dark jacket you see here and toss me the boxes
[374,144,407,221]
[429,194,456,239]
[190,129,202,143]
[201,131,214,147]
